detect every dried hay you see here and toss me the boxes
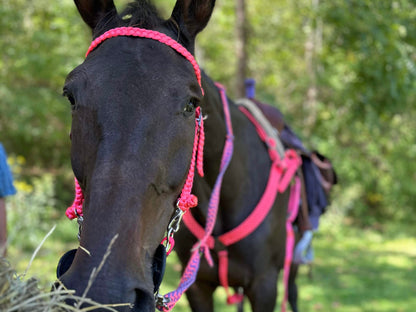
[0,232,130,311]
[0,257,71,311]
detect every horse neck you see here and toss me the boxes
[200,76,229,169]
[194,75,273,232]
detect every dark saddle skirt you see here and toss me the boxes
[249,98,337,232]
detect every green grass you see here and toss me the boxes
[295,224,416,312]
[5,215,416,312]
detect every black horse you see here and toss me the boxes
[58,0,295,311]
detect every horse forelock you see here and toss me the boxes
[94,0,165,37]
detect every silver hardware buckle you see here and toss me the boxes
[164,206,184,252]
[155,293,170,309]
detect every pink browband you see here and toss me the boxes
[86,27,203,93]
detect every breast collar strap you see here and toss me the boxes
[182,90,302,310]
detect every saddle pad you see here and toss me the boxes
[236,98,285,158]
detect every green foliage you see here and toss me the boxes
[321,0,416,115]
[5,157,78,287]
[313,0,416,225]
[7,157,57,251]
[197,0,238,87]
[0,0,87,167]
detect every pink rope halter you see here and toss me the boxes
[66,27,206,311]
[66,27,205,220]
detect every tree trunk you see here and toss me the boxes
[235,0,248,98]
[304,0,322,134]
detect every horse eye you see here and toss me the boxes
[183,99,199,116]
[184,101,195,113]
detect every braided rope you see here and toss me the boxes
[196,115,205,178]
[177,107,205,212]
[281,177,301,312]
[66,177,84,220]
[157,248,202,311]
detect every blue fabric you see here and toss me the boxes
[244,78,256,99]
[0,143,16,197]
[280,125,309,154]
[293,230,314,265]
[301,156,328,230]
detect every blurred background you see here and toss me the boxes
[0,0,415,311]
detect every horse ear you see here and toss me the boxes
[171,0,216,39]
[74,0,117,30]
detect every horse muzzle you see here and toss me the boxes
[55,252,156,311]
[55,246,166,311]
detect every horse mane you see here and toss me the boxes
[94,0,164,36]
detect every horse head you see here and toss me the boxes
[57,0,215,310]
